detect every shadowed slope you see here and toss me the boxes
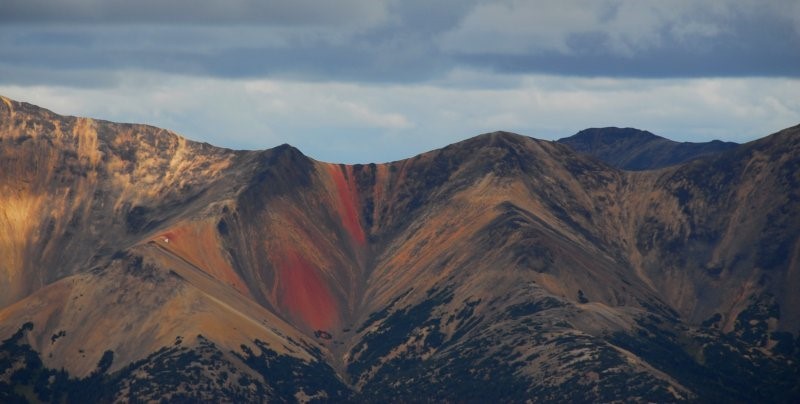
[624,126,800,328]
[558,127,739,170]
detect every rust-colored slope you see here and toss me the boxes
[324,163,367,245]
[273,248,340,331]
[152,220,251,298]
[182,147,378,338]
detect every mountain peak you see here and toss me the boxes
[476,130,532,143]
[269,142,306,158]
[446,130,554,159]
[558,127,738,170]
[563,127,663,145]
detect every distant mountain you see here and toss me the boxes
[558,127,739,170]
[1,96,798,402]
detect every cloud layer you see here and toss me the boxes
[1,0,389,26]
[1,0,798,161]
[2,72,796,163]
[2,0,798,82]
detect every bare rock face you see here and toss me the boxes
[1,96,798,402]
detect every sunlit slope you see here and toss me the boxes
[0,96,242,308]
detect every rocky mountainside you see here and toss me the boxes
[558,127,739,170]
[1,96,798,402]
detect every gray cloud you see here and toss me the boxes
[439,0,800,55]
[1,0,798,164]
[1,0,798,86]
[0,0,389,26]
[0,24,455,86]
[440,0,800,77]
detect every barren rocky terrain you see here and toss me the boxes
[1,96,798,402]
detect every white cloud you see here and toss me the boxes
[243,80,414,130]
[1,71,798,163]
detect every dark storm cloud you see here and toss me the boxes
[0,25,452,85]
[0,0,388,25]
[459,28,800,79]
[0,0,798,86]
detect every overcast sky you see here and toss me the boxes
[1,0,798,163]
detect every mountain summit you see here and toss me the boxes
[1,96,798,402]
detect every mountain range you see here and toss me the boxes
[1,96,798,402]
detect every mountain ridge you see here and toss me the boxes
[1,96,798,402]
[558,126,740,170]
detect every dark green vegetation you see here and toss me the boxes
[345,285,800,402]
[10,297,753,403]
[349,287,680,402]
[611,304,800,403]
[1,322,119,403]
[0,323,352,403]
[234,339,349,401]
